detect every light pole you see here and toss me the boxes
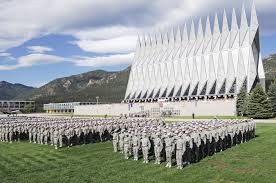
[96,96,99,105]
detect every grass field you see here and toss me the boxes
[0,124,276,183]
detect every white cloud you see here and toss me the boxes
[71,53,134,67]
[70,26,140,41]
[0,0,149,51]
[69,26,140,53]
[0,37,30,52]
[0,52,15,61]
[73,36,137,54]
[0,0,276,72]
[17,54,63,67]
[0,53,64,70]
[27,46,53,53]
[0,52,11,57]
[0,0,275,52]
[0,52,133,70]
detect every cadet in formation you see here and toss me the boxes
[112,119,256,169]
[0,117,256,170]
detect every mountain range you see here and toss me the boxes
[1,54,276,109]
[263,54,276,84]
[0,81,34,100]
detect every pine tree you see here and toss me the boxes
[243,94,249,116]
[236,87,248,116]
[267,81,276,117]
[247,83,273,119]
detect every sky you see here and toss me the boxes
[0,0,276,87]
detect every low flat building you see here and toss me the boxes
[74,97,236,117]
[44,102,95,113]
[0,100,35,112]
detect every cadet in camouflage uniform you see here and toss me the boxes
[53,127,59,150]
[123,132,131,159]
[8,125,13,143]
[176,133,186,169]
[43,127,49,145]
[118,130,125,153]
[112,129,119,152]
[33,126,38,144]
[58,127,64,148]
[50,126,54,146]
[153,132,163,164]
[0,116,257,170]
[141,132,151,164]
[132,131,140,161]
[39,127,44,144]
[0,126,3,142]
[164,133,175,168]
[182,132,191,165]
[190,131,200,163]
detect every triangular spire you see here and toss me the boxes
[216,53,225,94]
[169,27,175,45]
[133,35,141,62]
[136,35,141,48]
[146,34,152,48]
[181,60,190,96]
[240,4,248,29]
[207,55,216,94]
[197,18,203,39]
[213,12,220,36]
[258,53,265,79]
[152,33,157,48]
[198,56,207,95]
[247,49,257,93]
[182,23,189,44]
[221,9,230,49]
[240,4,249,46]
[231,8,238,31]
[226,52,235,93]
[189,61,199,96]
[258,53,266,91]
[203,15,212,53]
[190,19,196,41]
[205,15,212,37]
[137,35,146,61]
[141,35,146,48]
[156,30,163,47]
[195,18,204,55]
[250,1,259,27]
[222,9,229,32]
[175,26,182,45]
[230,8,239,48]
[163,31,169,46]
[236,49,246,93]
[212,13,221,51]
[250,1,259,44]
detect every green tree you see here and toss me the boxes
[247,83,273,119]
[267,80,276,117]
[23,104,33,114]
[236,87,248,116]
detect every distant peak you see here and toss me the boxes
[0,81,12,86]
[0,81,34,88]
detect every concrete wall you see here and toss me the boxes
[74,98,236,116]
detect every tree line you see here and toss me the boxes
[237,81,276,119]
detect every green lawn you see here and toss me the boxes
[0,124,276,183]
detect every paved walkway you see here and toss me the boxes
[164,118,276,123]
[255,120,276,124]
